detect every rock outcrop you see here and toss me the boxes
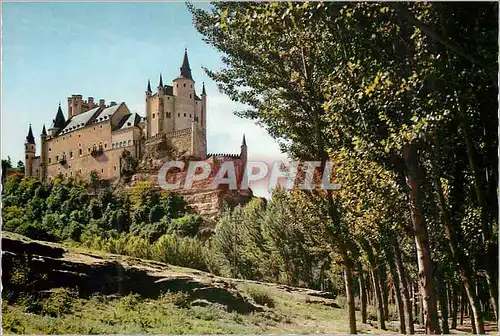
[2,234,263,313]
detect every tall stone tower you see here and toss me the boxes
[145,49,207,158]
[24,125,36,177]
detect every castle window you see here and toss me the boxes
[56,155,59,161]
[100,125,103,129]
[68,164,71,169]
[70,151,73,159]
[190,94,192,98]
[195,116,198,122]
[113,165,117,171]
[152,114,155,119]
[190,84,192,88]
[101,169,104,173]
[79,134,81,138]
[93,127,96,130]
[70,171,73,176]
[79,143,82,147]
[178,113,180,117]
[49,148,52,152]
[104,143,107,148]
[190,114,192,118]
[183,83,186,87]
[176,84,178,87]
[79,149,82,156]
[88,148,91,153]
[167,97,170,100]
[184,113,186,117]
[128,140,131,145]
[25,155,28,159]
[79,169,82,173]
[49,158,52,164]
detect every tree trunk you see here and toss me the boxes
[384,238,406,333]
[380,262,390,322]
[470,299,478,334]
[457,99,498,321]
[363,240,386,330]
[403,144,441,334]
[451,282,459,329]
[429,155,485,333]
[358,262,368,324]
[460,288,465,325]
[394,237,415,334]
[436,270,450,334]
[447,284,453,318]
[340,246,357,334]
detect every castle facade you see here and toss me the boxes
[24,50,247,185]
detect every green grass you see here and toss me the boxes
[3,291,265,334]
[3,283,391,335]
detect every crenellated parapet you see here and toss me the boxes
[207,153,241,159]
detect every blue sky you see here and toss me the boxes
[2,2,286,197]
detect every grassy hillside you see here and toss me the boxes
[0,232,382,334]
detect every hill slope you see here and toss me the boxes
[3,232,492,334]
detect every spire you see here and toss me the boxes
[158,73,163,87]
[26,124,35,144]
[51,103,66,129]
[147,79,152,93]
[202,82,206,96]
[241,134,247,147]
[180,48,193,80]
[41,124,47,137]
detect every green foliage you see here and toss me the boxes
[41,288,77,317]
[245,286,275,308]
[168,214,203,237]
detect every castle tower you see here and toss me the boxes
[25,125,36,177]
[172,49,196,131]
[40,125,48,182]
[48,104,66,137]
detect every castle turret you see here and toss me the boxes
[173,49,195,98]
[25,125,36,177]
[48,104,66,136]
[146,79,152,96]
[40,125,48,181]
[158,73,164,95]
[240,134,247,164]
[201,82,207,130]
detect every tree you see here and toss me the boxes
[16,160,25,173]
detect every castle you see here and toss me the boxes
[24,49,248,190]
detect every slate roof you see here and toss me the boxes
[59,106,101,134]
[26,125,35,144]
[114,113,141,132]
[92,104,121,124]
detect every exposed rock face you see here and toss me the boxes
[132,135,253,223]
[2,235,263,314]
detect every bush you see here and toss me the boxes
[41,288,77,317]
[167,214,203,237]
[152,234,207,270]
[245,286,275,308]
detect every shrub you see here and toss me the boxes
[152,234,207,270]
[41,288,77,317]
[245,286,275,308]
[167,214,203,237]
